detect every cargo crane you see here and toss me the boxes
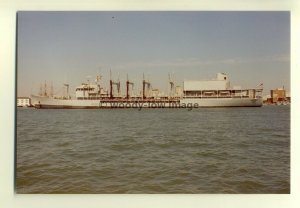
[142,73,151,99]
[64,83,70,99]
[168,73,175,97]
[109,70,120,99]
[126,74,134,99]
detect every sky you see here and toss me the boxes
[17,11,290,97]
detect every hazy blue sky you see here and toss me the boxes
[17,11,290,96]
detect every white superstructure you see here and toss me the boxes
[75,83,108,99]
[181,73,263,107]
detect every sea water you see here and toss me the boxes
[16,106,290,193]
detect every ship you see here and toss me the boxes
[30,73,263,109]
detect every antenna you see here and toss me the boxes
[50,81,53,97]
[95,66,102,83]
[95,74,102,83]
[86,75,91,84]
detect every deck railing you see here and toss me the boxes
[183,89,263,99]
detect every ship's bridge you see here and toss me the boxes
[75,83,101,99]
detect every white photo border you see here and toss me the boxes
[0,0,299,208]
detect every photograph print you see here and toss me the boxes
[16,11,290,193]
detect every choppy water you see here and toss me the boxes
[16,106,290,193]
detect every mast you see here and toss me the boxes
[39,83,43,96]
[44,80,47,97]
[95,74,102,95]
